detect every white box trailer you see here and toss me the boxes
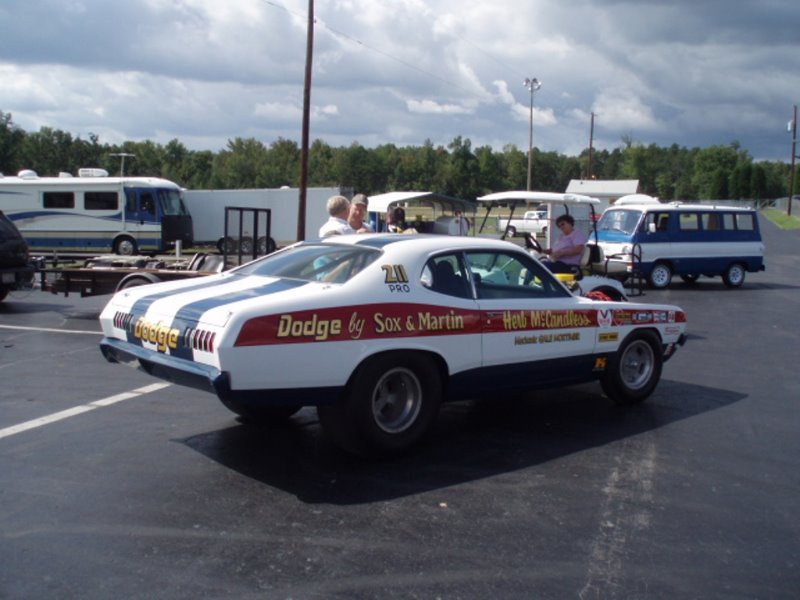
[182,187,347,250]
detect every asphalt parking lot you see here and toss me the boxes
[1,219,799,599]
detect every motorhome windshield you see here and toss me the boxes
[158,188,190,216]
[596,209,643,236]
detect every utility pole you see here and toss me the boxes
[788,105,797,217]
[296,0,314,241]
[587,112,595,180]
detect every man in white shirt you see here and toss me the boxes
[318,195,355,238]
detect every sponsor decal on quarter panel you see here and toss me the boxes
[235,303,483,346]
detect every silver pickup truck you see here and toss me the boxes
[497,210,548,237]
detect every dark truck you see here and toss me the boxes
[0,210,35,302]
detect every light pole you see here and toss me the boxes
[523,77,542,191]
[110,153,135,176]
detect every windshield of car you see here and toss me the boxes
[596,209,643,235]
[233,243,381,284]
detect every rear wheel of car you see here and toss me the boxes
[648,262,672,289]
[318,352,442,456]
[506,226,517,237]
[601,330,663,405]
[722,263,746,288]
[220,398,302,424]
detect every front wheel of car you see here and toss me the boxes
[600,330,663,405]
[648,262,672,289]
[318,352,442,456]
[722,263,746,288]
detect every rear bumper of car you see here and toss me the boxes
[100,337,227,395]
[99,337,341,407]
[0,264,35,289]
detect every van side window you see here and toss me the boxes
[735,213,755,231]
[43,191,75,209]
[702,212,721,231]
[642,212,669,232]
[678,213,699,231]
[723,213,735,230]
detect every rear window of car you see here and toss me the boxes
[233,243,381,284]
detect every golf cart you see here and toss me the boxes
[367,191,477,235]
[476,191,631,301]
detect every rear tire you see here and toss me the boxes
[506,226,517,237]
[601,330,663,405]
[648,262,672,289]
[722,263,746,288]
[318,352,442,456]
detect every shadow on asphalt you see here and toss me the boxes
[178,379,745,505]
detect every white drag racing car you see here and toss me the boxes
[100,234,687,455]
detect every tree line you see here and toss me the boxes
[1,110,796,201]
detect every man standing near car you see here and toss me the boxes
[319,195,355,238]
[348,194,373,233]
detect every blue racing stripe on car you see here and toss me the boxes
[165,278,309,361]
[127,275,239,316]
[170,278,308,324]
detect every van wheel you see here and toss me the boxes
[648,262,672,289]
[114,236,138,256]
[318,352,442,456]
[723,263,746,288]
[601,330,663,405]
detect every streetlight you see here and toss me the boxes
[110,153,135,177]
[523,77,542,191]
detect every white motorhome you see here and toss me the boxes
[0,169,192,255]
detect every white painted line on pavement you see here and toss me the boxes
[0,382,172,440]
[0,324,102,335]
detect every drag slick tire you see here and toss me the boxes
[318,351,442,456]
[601,330,663,405]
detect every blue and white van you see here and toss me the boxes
[594,196,765,288]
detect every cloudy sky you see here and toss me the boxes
[1,0,797,164]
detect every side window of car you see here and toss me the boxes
[422,254,471,299]
[465,251,568,299]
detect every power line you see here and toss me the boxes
[255,0,495,98]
